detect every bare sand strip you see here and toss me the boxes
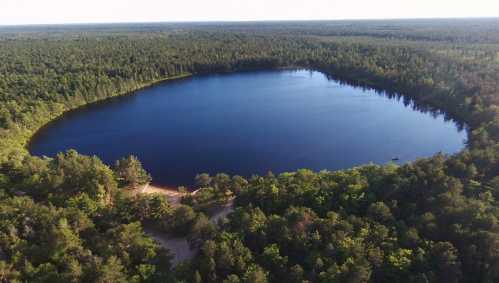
[139,183,185,205]
[210,202,234,224]
[138,183,234,265]
[143,227,195,266]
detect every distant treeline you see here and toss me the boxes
[0,20,497,282]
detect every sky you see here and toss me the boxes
[1,0,499,26]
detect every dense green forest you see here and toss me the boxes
[0,20,498,282]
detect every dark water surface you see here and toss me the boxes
[30,70,466,186]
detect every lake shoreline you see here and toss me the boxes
[26,66,312,155]
[28,69,467,186]
[26,72,194,152]
[26,66,304,187]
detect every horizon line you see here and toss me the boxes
[1,16,499,28]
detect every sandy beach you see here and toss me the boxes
[139,183,185,205]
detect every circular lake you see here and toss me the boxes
[29,70,467,187]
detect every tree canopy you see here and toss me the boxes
[0,20,498,282]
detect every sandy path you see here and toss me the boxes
[148,203,234,266]
[138,184,235,265]
[143,227,195,266]
[139,183,185,205]
[210,199,235,224]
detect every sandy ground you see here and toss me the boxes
[143,204,234,266]
[137,183,235,265]
[143,227,195,266]
[210,199,235,224]
[139,183,185,205]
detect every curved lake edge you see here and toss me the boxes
[26,67,303,152]
[27,67,469,187]
[26,73,193,151]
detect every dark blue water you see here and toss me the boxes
[29,70,466,186]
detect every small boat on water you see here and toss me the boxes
[391,157,400,161]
